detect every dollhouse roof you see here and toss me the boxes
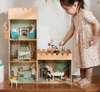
[8,8,38,19]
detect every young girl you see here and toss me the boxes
[59,0,100,85]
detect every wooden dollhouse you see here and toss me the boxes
[8,7,72,84]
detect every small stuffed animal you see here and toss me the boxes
[30,24,35,33]
[19,67,23,72]
[30,64,36,79]
[11,71,14,78]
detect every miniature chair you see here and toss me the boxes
[28,29,36,39]
[11,29,18,39]
[60,75,67,83]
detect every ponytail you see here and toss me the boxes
[79,0,84,9]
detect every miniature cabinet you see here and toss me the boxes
[8,8,38,84]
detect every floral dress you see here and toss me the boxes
[72,8,100,68]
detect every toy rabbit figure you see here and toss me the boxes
[30,64,36,79]
[45,65,53,82]
[2,22,9,39]
[2,22,9,32]
[30,24,35,33]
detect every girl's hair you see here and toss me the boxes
[60,0,85,9]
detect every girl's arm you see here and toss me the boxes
[63,24,75,43]
[91,18,100,46]
[59,23,75,46]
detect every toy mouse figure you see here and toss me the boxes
[48,39,65,54]
[30,24,35,33]
[2,22,9,32]
[45,65,53,82]
[48,39,59,53]
[30,64,36,79]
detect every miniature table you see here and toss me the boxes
[51,72,64,81]
[10,79,18,88]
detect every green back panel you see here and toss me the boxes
[54,60,70,72]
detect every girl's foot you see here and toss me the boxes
[73,69,85,83]
[77,78,91,85]
[73,77,81,83]
[77,69,92,85]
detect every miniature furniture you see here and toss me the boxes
[60,75,68,83]
[24,71,31,78]
[51,72,64,82]
[37,49,72,83]
[0,65,4,83]
[11,29,18,39]
[19,72,24,78]
[8,7,38,84]
[18,51,31,60]
[10,79,18,88]
[28,29,36,39]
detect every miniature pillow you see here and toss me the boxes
[11,29,17,32]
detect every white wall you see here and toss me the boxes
[0,0,100,75]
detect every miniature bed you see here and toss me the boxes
[18,51,31,60]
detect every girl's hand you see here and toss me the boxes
[91,36,99,46]
[59,40,65,47]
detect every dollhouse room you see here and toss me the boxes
[0,0,100,92]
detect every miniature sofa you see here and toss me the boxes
[28,29,36,39]
[11,29,18,39]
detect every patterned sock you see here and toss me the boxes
[73,69,85,83]
[77,71,92,85]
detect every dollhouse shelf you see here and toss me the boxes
[10,58,36,63]
[10,39,37,41]
[8,8,38,19]
[10,61,36,63]
[37,49,72,60]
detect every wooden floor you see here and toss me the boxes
[0,75,100,92]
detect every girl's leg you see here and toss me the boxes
[73,68,85,83]
[77,67,93,85]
